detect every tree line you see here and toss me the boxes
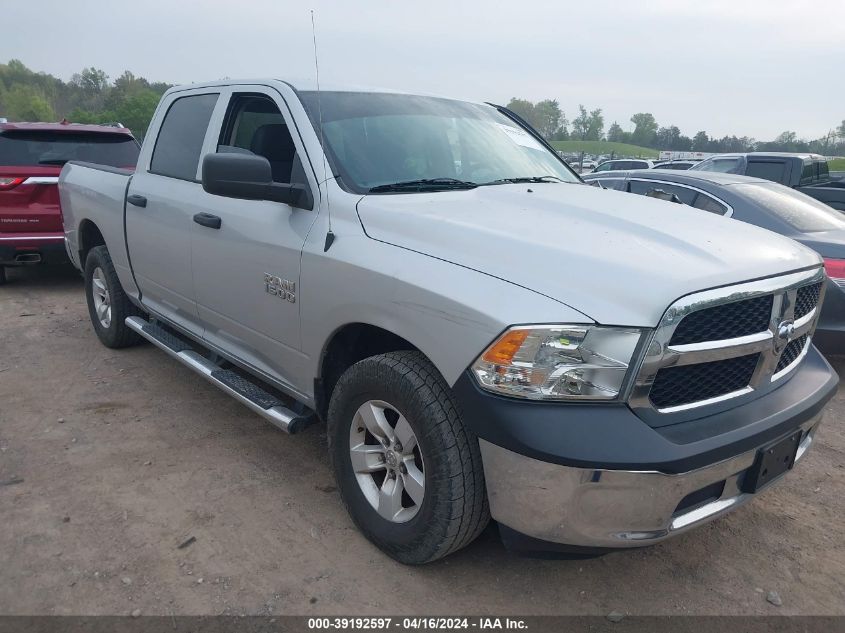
[506,97,845,155]
[0,59,170,139]
[1,59,843,154]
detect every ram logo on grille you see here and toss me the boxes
[775,320,795,353]
[629,270,826,419]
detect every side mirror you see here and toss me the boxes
[201,153,313,210]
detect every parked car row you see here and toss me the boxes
[575,158,700,175]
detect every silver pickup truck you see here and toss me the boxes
[59,80,838,564]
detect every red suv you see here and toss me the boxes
[0,120,140,283]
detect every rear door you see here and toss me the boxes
[190,86,319,391]
[126,89,219,334]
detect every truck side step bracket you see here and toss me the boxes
[125,316,313,434]
[140,322,192,353]
[210,369,283,410]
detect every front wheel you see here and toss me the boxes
[327,351,489,564]
[84,245,142,348]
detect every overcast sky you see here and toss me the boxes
[3,0,843,140]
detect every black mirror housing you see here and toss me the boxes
[201,153,313,210]
[202,152,271,200]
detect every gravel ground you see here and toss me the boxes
[1,265,843,616]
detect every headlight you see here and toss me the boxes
[470,325,644,401]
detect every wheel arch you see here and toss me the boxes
[315,322,426,421]
[77,219,106,266]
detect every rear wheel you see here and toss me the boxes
[0,266,6,285]
[327,351,489,564]
[84,245,142,348]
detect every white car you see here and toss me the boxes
[593,158,655,172]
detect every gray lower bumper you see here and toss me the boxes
[480,412,822,548]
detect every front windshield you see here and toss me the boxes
[298,91,578,193]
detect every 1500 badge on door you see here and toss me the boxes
[264,273,296,303]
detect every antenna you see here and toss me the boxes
[311,10,335,252]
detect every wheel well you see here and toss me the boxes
[78,220,106,266]
[316,324,418,421]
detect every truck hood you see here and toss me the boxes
[356,183,822,326]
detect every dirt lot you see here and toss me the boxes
[1,265,844,617]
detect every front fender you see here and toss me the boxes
[299,234,591,392]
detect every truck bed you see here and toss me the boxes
[799,184,845,211]
[59,161,138,297]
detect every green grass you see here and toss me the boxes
[828,158,845,171]
[550,140,659,158]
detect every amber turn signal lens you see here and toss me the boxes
[481,329,530,364]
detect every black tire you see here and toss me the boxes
[84,245,143,348]
[0,266,6,285]
[327,351,489,564]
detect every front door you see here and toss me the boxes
[190,87,318,394]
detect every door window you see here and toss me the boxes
[629,180,697,205]
[150,93,218,181]
[218,94,301,184]
[592,177,626,190]
[691,193,728,214]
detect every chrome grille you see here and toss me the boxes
[669,295,773,345]
[795,282,822,320]
[650,354,760,409]
[775,334,809,374]
[629,268,826,420]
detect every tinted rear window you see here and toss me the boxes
[150,93,218,181]
[735,182,845,232]
[0,130,139,168]
[746,161,787,183]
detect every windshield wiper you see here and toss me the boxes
[368,178,478,193]
[483,176,566,185]
[38,158,70,166]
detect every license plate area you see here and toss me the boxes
[741,431,803,494]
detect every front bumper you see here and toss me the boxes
[454,345,838,551]
[481,413,820,549]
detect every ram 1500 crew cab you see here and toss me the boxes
[59,80,838,563]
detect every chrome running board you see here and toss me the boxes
[126,316,313,434]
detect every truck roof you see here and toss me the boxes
[0,120,134,135]
[164,78,473,104]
